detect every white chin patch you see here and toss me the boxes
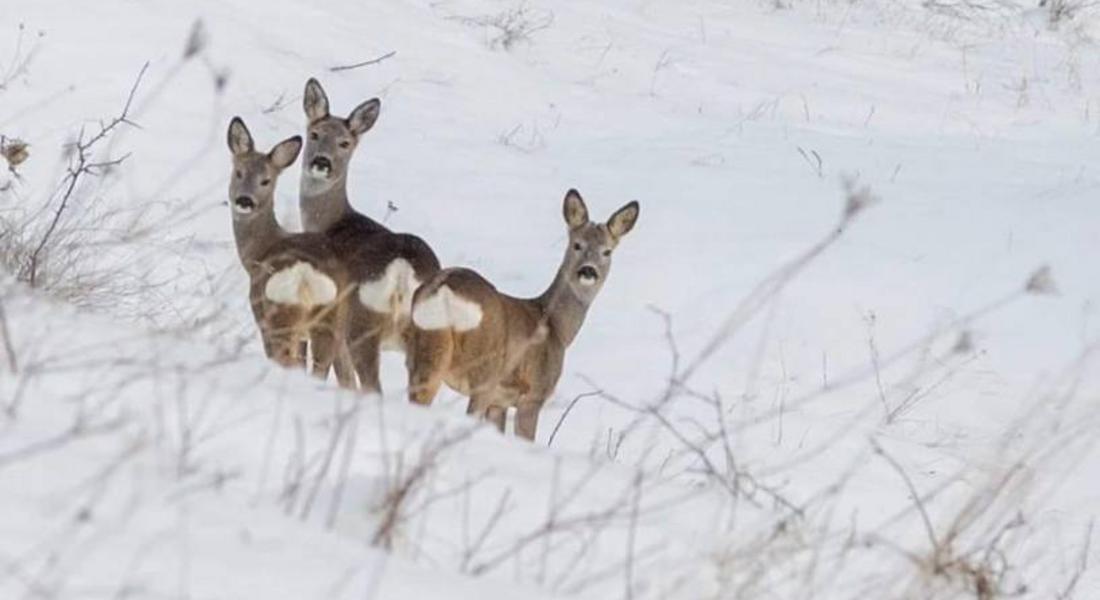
[301,172,334,195]
[578,274,599,287]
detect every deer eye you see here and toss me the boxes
[235,170,243,179]
[309,132,319,141]
[573,242,583,252]
[260,178,271,186]
[602,249,611,257]
[339,140,350,149]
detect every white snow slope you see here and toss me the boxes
[2,0,1100,598]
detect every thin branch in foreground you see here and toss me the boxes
[864,311,891,421]
[0,24,43,92]
[372,425,477,550]
[871,438,938,551]
[624,471,643,600]
[26,61,149,287]
[1058,520,1093,599]
[329,51,396,72]
[0,298,16,373]
[447,5,554,50]
[546,391,602,447]
[677,180,873,385]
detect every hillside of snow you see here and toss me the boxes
[2,0,1100,598]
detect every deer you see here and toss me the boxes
[406,189,640,440]
[226,116,355,389]
[298,78,442,394]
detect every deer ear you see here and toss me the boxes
[303,78,330,122]
[269,136,302,170]
[227,117,254,155]
[563,189,589,229]
[607,201,640,240]
[347,98,381,135]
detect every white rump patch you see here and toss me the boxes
[264,262,338,306]
[412,285,482,332]
[358,259,420,317]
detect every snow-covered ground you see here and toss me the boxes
[2,0,1099,597]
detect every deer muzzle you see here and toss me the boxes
[233,196,256,214]
[308,156,332,179]
[576,265,599,286]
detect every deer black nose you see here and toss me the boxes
[577,265,599,282]
[310,156,332,172]
[234,196,255,211]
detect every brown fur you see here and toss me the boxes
[298,78,441,393]
[408,190,640,440]
[227,117,355,388]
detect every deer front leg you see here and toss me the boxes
[257,330,276,360]
[466,393,491,419]
[250,298,277,359]
[469,387,513,433]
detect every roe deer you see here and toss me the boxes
[226,117,355,388]
[407,189,639,440]
[298,78,441,394]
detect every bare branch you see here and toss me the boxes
[329,50,396,72]
[871,438,938,551]
[0,298,16,374]
[26,61,149,287]
[546,390,602,447]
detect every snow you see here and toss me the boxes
[2,0,1099,597]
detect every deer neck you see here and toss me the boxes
[299,174,352,232]
[232,209,285,268]
[536,267,592,348]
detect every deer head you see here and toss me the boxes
[227,117,302,221]
[558,189,640,303]
[300,78,381,196]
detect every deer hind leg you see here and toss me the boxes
[268,332,301,369]
[295,341,308,370]
[331,290,358,390]
[312,333,357,390]
[514,400,544,441]
[485,405,507,433]
[332,342,358,390]
[309,330,334,379]
[309,305,353,387]
[407,328,452,406]
[263,307,305,370]
[347,307,383,394]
